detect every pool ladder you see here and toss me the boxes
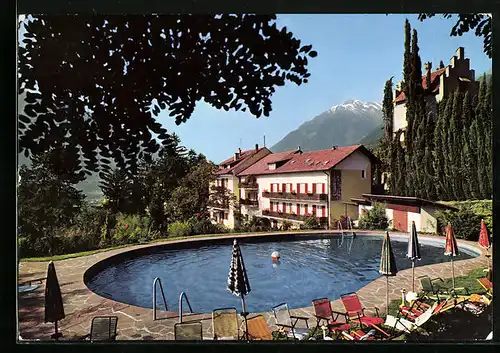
[337,217,355,252]
[152,277,194,322]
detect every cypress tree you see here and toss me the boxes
[402,19,412,96]
[382,77,394,139]
[448,89,464,200]
[476,77,491,199]
[460,92,474,199]
[468,118,481,199]
[484,75,492,197]
[389,133,399,195]
[441,93,454,200]
[395,135,406,196]
[432,96,447,200]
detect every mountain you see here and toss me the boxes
[358,122,384,147]
[271,99,383,153]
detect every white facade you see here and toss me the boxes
[334,150,371,172]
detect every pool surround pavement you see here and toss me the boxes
[18,230,490,341]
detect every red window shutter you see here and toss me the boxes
[296,204,300,215]
[312,184,316,194]
[282,202,286,212]
[282,183,286,192]
[322,183,325,194]
[312,205,317,215]
[322,206,326,217]
[270,202,273,212]
[297,183,301,193]
[289,183,292,192]
[305,184,309,193]
[305,204,309,215]
[270,184,274,192]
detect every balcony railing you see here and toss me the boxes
[261,191,328,202]
[240,198,259,206]
[208,201,229,209]
[239,182,259,189]
[262,210,328,223]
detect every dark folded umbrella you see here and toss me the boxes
[379,231,398,313]
[227,239,251,339]
[406,221,421,291]
[45,261,65,340]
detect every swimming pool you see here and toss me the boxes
[85,235,478,314]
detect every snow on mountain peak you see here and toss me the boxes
[330,99,382,113]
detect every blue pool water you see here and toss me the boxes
[86,235,477,313]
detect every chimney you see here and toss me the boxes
[332,145,338,150]
[234,149,240,161]
[297,145,301,152]
[456,47,464,60]
[238,147,242,154]
[255,144,259,151]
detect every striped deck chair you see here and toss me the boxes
[312,298,351,338]
[174,322,203,340]
[340,292,384,329]
[419,276,469,301]
[212,307,239,340]
[246,315,273,340]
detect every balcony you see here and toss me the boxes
[240,198,259,207]
[208,201,229,210]
[262,210,328,223]
[239,182,259,189]
[261,191,328,202]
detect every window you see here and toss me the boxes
[361,170,366,179]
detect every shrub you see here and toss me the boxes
[436,205,482,240]
[110,213,154,245]
[282,220,292,231]
[358,203,389,230]
[168,220,193,237]
[303,216,319,229]
[440,200,492,237]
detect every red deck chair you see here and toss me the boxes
[312,298,351,338]
[340,292,384,329]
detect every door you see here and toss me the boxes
[393,210,408,232]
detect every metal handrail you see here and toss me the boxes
[178,292,194,323]
[153,277,168,320]
[337,220,344,248]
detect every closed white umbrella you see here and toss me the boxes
[406,221,421,292]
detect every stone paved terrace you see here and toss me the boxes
[18,230,490,341]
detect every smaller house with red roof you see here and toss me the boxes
[209,144,271,227]
[393,47,479,136]
[210,144,376,230]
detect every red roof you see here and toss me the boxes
[394,68,446,103]
[216,147,265,175]
[238,145,372,176]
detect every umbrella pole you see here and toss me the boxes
[412,261,415,292]
[451,258,455,290]
[386,276,389,315]
[241,295,249,340]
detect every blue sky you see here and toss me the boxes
[158,14,491,163]
[18,14,492,164]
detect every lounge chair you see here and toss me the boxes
[212,307,239,340]
[340,292,384,329]
[418,275,469,301]
[272,303,310,340]
[246,315,273,340]
[477,269,493,295]
[81,316,118,342]
[341,329,377,341]
[311,298,351,338]
[174,322,203,340]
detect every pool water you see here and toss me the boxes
[86,235,476,313]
